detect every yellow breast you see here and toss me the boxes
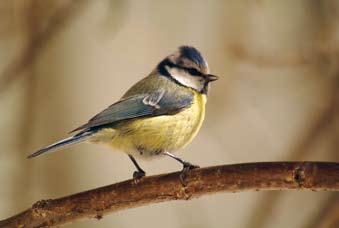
[99,90,206,159]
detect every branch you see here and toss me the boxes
[246,82,339,228]
[306,194,339,228]
[0,1,88,93]
[1,162,338,228]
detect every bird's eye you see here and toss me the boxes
[187,68,200,76]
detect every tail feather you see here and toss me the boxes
[27,131,93,159]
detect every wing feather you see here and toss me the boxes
[71,88,193,132]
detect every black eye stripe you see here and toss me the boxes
[157,58,203,78]
[186,68,202,76]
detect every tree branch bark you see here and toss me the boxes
[1,162,338,228]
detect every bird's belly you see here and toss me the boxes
[107,94,206,159]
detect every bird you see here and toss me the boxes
[28,45,218,182]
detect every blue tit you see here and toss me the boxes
[28,46,218,181]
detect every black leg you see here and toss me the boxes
[128,155,145,182]
[164,152,199,185]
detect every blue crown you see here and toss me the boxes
[179,46,207,68]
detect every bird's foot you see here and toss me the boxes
[133,170,146,184]
[180,162,199,186]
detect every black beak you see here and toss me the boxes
[206,74,219,82]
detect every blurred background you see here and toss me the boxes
[0,1,338,227]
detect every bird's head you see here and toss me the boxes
[157,46,218,94]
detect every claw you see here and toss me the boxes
[129,155,146,184]
[179,162,199,186]
[133,170,145,184]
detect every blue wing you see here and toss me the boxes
[71,89,193,132]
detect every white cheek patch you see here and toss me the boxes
[165,66,204,91]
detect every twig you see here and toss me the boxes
[227,43,338,67]
[246,82,338,228]
[305,194,339,228]
[246,39,339,228]
[0,0,87,93]
[0,162,338,228]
